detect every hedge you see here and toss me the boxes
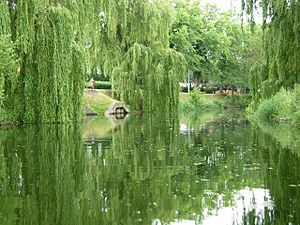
[94,81,112,89]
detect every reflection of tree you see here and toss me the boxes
[0,125,85,225]
[83,115,184,224]
[251,124,300,225]
[84,115,273,224]
[0,115,299,225]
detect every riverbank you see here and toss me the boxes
[248,85,300,125]
[179,90,250,114]
[84,89,249,117]
[83,89,115,115]
[0,90,249,127]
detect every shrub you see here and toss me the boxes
[291,85,300,123]
[180,89,216,113]
[254,98,278,119]
[272,88,292,119]
[253,87,294,121]
[181,86,194,93]
[94,81,112,89]
[204,85,217,94]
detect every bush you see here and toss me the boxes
[204,85,217,94]
[94,81,112,89]
[252,87,300,123]
[181,86,194,93]
[291,85,300,123]
[237,94,251,107]
[180,89,215,113]
[254,98,278,119]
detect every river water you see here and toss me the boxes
[0,110,299,225]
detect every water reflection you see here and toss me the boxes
[200,188,274,225]
[166,188,274,225]
[0,111,299,225]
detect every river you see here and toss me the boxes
[0,110,299,225]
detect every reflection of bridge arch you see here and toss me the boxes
[105,101,130,119]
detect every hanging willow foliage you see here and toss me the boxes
[0,1,18,120]
[1,0,185,122]
[243,0,300,103]
[93,0,186,113]
[0,0,87,123]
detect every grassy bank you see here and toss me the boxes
[0,89,114,126]
[179,90,249,114]
[83,89,115,115]
[85,89,250,117]
[248,85,300,125]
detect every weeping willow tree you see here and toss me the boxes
[0,1,18,121]
[1,0,185,123]
[0,0,87,123]
[243,0,300,102]
[91,0,186,113]
[15,1,87,123]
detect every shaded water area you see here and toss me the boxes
[0,110,300,225]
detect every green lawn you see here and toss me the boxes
[179,92,227,102]
[83,89,115,115]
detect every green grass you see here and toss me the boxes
[83,89,249,117]
[250,85,300,124]
[179,91,249,115]
[83,89,115,115]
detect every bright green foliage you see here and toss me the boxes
[0,1,87,123]
[0,2,17,121]
[0,37,14,102]
[180,89,213,113]
[0,36,18,121]
[0,1,11,35]
[170,1,256,91]
[243,0,300,101]
[252,85,300,123]
[169,1,203,73]
[1,0,186,122]
[93,0,186,112]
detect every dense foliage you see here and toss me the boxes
[1,1,86,123]
[0,0,185,122]
[94,0,186,112]
[0,2,17,121]
[243,0,300,103]
[249,85,300,123]
[170,1,257,91]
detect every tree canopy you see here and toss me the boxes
[0,0,186,122]
[1,0,86,123]
[243,0,300,103]
[96,0,186,113]
[170,1,256,91]
[0,0,277,123]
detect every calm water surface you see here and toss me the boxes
[0,110,299,225]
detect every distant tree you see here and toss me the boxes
[170,1,259,92]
